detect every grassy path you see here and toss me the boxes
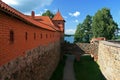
[74,55,106,80]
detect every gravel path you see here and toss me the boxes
[63,55,76,80]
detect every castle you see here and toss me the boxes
[0,1,65,80]
[0,1,65,66]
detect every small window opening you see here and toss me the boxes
[10,30,14,43]
[46,34,47,38]
[34,33,36,40]
[40,33,42,39]
[25,32,28,40]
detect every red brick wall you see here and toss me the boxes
[53,20,64,32]
[0,12,62,66]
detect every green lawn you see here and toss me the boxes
[74,55,106,80]
[50,55,67,80]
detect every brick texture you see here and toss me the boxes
[0,11,62,66]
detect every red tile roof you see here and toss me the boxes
[34,16,60,31]
[0,1,56,31]
[52,11,65,21]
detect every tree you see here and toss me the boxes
[92,8,118,39]
[74,15,92,43]
[42,10,54,18]
[74,23,84,42]
[82,15,92,42]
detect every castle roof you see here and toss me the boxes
[0,1,56,31]
[34,16,60,31]
[52,10,65,21]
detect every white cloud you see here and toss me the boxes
[74,19,79,23]
[2,0,53,12]
[69,11,80,17]
[2,0,19,5]
[65,29,76,34]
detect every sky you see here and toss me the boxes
[2,0,120,34]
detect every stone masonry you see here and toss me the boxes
[0,41,60,80]
[76,42,98,61]
[98,41,120,80]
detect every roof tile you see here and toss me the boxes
[0,1,56,31]
[53,11,65,21]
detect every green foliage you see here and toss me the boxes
[74,55,106,80]
[74,15,92,43]
[42,10,54,18]
[92,8,118,40]
[74,8,118,43]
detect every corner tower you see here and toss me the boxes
[52,10,65,32]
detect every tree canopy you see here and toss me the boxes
[74,15,92,43]
[42,10,54,18]
[74,8,118,43]
[92,8,118,39]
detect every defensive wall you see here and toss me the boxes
[98,41,120,80]
[76,41,120,80]
[0,11,61,66]
[0,1,64,80]
[0,42,60,80]
[76,42,98,61]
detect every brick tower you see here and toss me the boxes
[52,10,65,33]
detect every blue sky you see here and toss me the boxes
[2,0,120,34]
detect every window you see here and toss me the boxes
[34,33,36,40]
[40,33,42,38]
[25,32,28,40]
[10,30,14,43]
[46,34,47,38]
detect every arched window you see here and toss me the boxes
[10,30,14,43]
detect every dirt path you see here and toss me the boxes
[63,55,76,80]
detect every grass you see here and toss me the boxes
[74,55,106,80]
[50,55,67,80]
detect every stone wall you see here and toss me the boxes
[0,41,60,80]
[76,42,98,60]
[98,41,120,80]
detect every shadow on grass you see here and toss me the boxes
[74,55,106,80]
[50,55,67,80]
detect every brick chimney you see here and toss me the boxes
[31,11,35,19]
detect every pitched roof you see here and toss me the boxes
[0,1,55,31]
[52,10,65,21]
[34,16,60,31]
[26,15,60,31]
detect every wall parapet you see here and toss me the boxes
[98,41,120,80]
